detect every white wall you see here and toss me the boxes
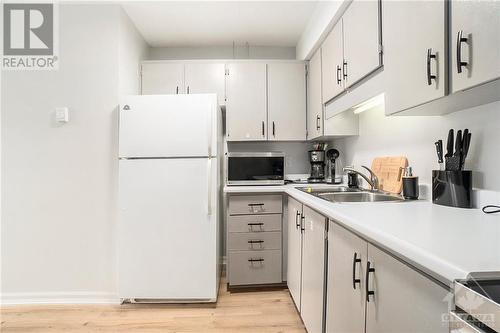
[296,0,347,60]
[1,4,148,304]
[148,45,296,60]
[333,101,500,191]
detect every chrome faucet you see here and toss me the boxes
[343,165,379,191]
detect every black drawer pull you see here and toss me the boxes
[248,223,264,226]
[295,211,301,229]
[352,252,362,290]
[366,261,376,302]
[248,258,264,262]
[248,240,264,244]
[248,203,264,206]
[456,30,468,73]
[426,48,437,85]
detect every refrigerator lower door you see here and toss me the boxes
[118,158,219,301]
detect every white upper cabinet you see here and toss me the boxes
[451,1,500,92]
[184,63,226,106]
[225,63,267,141]
[342,0,381,88]
[141,63,185,95]
[322,20,345,103]
[384,1,446,115]
[308,50,324,140]
[267,63,307,141]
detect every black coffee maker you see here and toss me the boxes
[308,150,325,183]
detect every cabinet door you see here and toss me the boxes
[451,1,500,92]
[321,20,344,103]
[301,206,326,333]
[226,63,267,141]
[141,63,184,95]
[308,50,323,140]
[326,222,367,333]
[365,244,449,333]
[384,1,446,115]
[286,197,303,310]
[184,63,226,106]
[342,0,381,88]
[267,63,307,141]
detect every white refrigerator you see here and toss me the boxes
[118,94,222,303]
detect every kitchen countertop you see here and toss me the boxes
[224,184,500,287]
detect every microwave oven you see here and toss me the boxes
[226,152,285,185]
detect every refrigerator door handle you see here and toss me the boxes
[207,158,212,216]
[207,99,213,157]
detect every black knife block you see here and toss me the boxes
[432,170,472,208]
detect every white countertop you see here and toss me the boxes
[224,184,500,286]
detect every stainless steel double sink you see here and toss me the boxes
[298,186,405,203]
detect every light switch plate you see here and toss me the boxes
[55,107,69,123]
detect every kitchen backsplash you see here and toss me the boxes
[332,101,500,191]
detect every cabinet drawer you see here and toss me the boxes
[228,231,282,251]
[228,195,282,215]
[228,250,282,286]
[227,214,282,233]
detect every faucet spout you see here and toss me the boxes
[343,166,378,191]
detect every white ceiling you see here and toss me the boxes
[122,1,318,47]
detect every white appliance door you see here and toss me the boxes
[119,94,218,158]
[118,158,218,300]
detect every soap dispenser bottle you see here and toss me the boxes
[402,166,419,200]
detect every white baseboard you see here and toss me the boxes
[1,291,120,306]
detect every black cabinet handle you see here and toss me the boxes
[456,30,468,73]
[248,258,264,262]
[336,65,342,84]
[300,214,305,233]
[272,121,276,137]
[248,240,264,244]
[187,86,190,94]
[316,115,321,131]
[366,261,375,302]
[248,203,264,207]
[247,222,264,226]
[262,121,265,137]
[352,252,362,290]
[427,48,437,86]
[295,211,301,229]
[343,61,348,80]
[175,86,179,94]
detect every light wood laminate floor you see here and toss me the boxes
[0,278,306,333]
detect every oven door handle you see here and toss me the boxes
[449,311,487,333]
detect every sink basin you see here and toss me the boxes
[317,192,404,203]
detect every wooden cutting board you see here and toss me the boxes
[371,156,408,194]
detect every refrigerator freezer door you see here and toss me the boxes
[119,94,218,158]
[118,158,218,300]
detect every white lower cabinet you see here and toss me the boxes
[326,222,367,333]
[327,220,449,333]
[286,198,327,333]
[287,197,303,309]
[301,206,327,333]
[365,243,449,333]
